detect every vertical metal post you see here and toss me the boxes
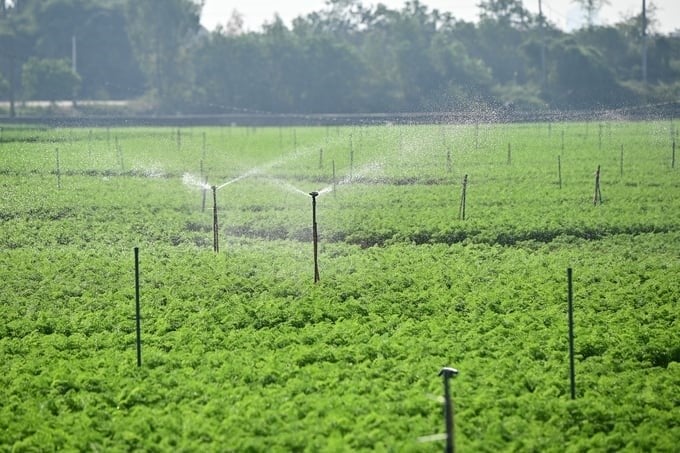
[593,165,602,205]
[332,160,337,197]
[459,175,468,220]
[55,148,61,189]
[212,186,219,253]
[310,192,320,283]
[567,268,575,399]
[439,367,458,453]
[558,155,562,189]
[349,134,354,181]
[134,247,142,367]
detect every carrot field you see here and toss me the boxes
[1,121,679,451]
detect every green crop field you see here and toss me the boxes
[1,121,679,452]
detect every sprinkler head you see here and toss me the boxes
[309,191,319,198]
[439,367,459,378]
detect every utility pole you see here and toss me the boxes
[538,0,546,87]
[71,34,77,106]
[642,0,647,84]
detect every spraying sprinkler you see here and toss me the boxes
[439,367,459,453]
[309,191,320,283]
[212,185,219,253]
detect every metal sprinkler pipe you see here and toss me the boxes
[439,367,459,453]
[212,186,219,253]
[309,191,320,283]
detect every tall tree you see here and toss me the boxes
[125,0,203,108]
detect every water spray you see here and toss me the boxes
[212,186,219,253]
[309,191,320,283]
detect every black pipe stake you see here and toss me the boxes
[593,165,602,205]
[507,143,511,165]
[558,155,562,189]
[55,148,61,189]
[459,174,468,220]
[319,148,323,169]
[439,367,459,453]
[212,186,219,253]
[567,268,575,399]
[310,192,320,283]
[134,247,142,367]
[332,160,337,197]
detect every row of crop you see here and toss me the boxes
[2,233,679,450]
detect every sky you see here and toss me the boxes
[201,0,680,35]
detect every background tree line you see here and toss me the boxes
[0,0,678,116]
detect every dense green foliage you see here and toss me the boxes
[1,121,679,451]
[0,0,679,114]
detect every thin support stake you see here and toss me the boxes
[332,160,337,197]
[134,247,142,367]
[593,165,602,205]
[567,267,576,399]
[459,174,468,220]
[55,148,61,189]
[558,155,562,189]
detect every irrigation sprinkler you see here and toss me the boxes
[593,165,602,205]
[134,247,142,367]
[309,191,320,283]
[212,186,219,253]
[567,268,576,399]
[439,367,459,453]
